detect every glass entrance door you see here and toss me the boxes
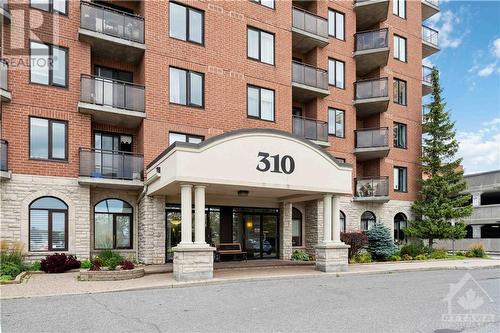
[242,213,278,259]
[243,214,261,259]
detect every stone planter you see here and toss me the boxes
[79,267,145,281]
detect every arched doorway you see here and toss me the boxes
[94,199,133,250]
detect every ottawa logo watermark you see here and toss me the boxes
[442,272,496,324]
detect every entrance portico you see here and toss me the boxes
[144,129,353,281]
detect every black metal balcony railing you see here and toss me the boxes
[292,115,328,142]
[423,0,439,7]
[80,1,145,44]
[80,74,145,112]
[292,7,328,39]
[1,59,8,91]
[355,127,389,148]
[355,28,388,51]
[292,61,329,91]
[79,148,144,181]
[355,177,389,198]
[422,25,439,47]
[354,78,388,100]
[422,65,433,84]
[0,140,8,172]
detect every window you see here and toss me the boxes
[29,117,67,160]
[94,132,132,152]
[340,210,346,233]
[31,0,67,15]
[251,0,274,9]
[169,2,204,45]
[393,122,407,148]
[328,59,345,88]
[393,78,407,105]
[169,132,204,145]
[94,199,133,250]
[394,35,407,62]
[394,166,408,192]
[393,0,406,19]
[169,67,204,107]
[30,41,68,87]
[29,197,68,251]
[328,108,345,137]
[328,9,345,40]
[335,157,346,164]
[247,27,275,65]
[361,211,376,231]
[247,85,275,121]
[394,213,407,241]
[292,207,302,247]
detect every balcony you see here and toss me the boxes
[353,0,389,31]
[0,139,10,180]
[422,25,439,58]
[1,0,10,23]
[78,74,145,128]
[78,148,144,189]
[422,0,439,21]
[292,115,329,146]
[422,65,433,96]
[353,78,389,118]
[354,127,390,161]
[465,205,500,225]
[1,59,11,102]
[292,61,329,102]
[354,29,389,76]
[79,1,145,64]
[292,7,329,53]
[354,177,390,203]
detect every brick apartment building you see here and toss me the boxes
[0,0,439,280]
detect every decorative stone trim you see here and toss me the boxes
[315,243,350,272]
[173,246,216,282]
[0,271,29,285]
[79,268,145,281]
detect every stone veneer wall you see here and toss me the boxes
[0,174,90,260]
[304,199,324,257]
[138,195,165,264]
[279,202,292,260]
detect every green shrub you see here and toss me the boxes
[389,255,401,261]
[106,256,122,271]
[401,254,413,261]
[366,224,396,261]
[291,250,309,261]
[430,249,448,259]
[1,262,21,278]
[0,241,26,278]
[400,240,430,258]
[97,250,124,269]
[0,275,13,281]
[465,243,485,258]
[30,261,41,271]
[80,260,92,269]
[352,252,372,263]
[455,251,465,256]
[340,232,368,259]
[414,254,428,260]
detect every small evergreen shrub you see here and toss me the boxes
[291,250,309,261]
[120,260,135,270]
[401,254,412,261]
[80,260,92,269]
[366,224,397,261]
[30,261,41,271]
[414,254,428,260]
[340,231,368,259]
[40,253,81,273]
[389,255,401,261]
[430,249,448,259]
[465,243,485,258]
[400,240,430,258]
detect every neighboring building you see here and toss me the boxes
[0,0,438,280]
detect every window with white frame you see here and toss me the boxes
[247,85,275,121]
[328,9,345,40]
[247,27,275,65]
[328,58,345,88]
[394,35,407,62]
[169,67,204,107]
[328,108,345,137]
[394,166,408,192]
[393,0,406,19]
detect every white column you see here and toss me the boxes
[323,194,332,243]
[180,184,193,245]
[331,195,341,243]
[194,185,207,245]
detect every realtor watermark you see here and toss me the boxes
[442,272,496,324]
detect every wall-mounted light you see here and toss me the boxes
[238,190,249,197]
[245,219,253,229]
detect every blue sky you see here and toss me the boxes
[422,0,500,174]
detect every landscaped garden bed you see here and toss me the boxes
[78,249,143,281]
[79,267,145,281]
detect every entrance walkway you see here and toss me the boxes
[1,259,499,300]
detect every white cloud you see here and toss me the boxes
[428,10,464,49]
[457,118,500,174]
[477,63,496,77]
[493,38,500,58]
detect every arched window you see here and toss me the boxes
[94,199,133,250]
[29,197,68,252]
[292,207,302,246]
[340,210,346,233]
[394,213,407,241]
[360,211,376,231]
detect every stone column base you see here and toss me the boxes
[173,245,216,282]
[315,243,350,272]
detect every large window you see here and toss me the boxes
[169,2,204,45]
[361,211,376,231]
[30,41,68,87]
[169,132,204,145]
[29,197,68,252]
[393,0,406,19]
[393,78,407,105]
[251,0,274,9]
[328,9,345,40]
[340,210,346,233]
[394,166,408,192]
[169,67,204,107]
[29,117,67,161]
[394,35,407,62]
[393,122,407,149]
[247,85,275,121]
[31,0,67,15]
[394,213,407,242]
[94,199,133,250]
[247,27,275,65]
[328,58,345,89]
[292,208,302,247]
[328,108,345,137]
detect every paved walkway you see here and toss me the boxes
[1,258,499,300]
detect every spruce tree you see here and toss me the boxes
[405,68,472,249]
[367,224,396,260]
